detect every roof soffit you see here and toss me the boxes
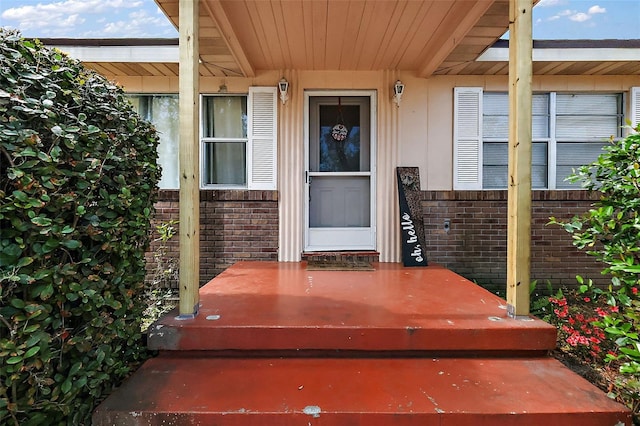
[155,0,508,77]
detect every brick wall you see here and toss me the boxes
[145,188,605,294]
[146,190,279,287]
[421,190,604,294]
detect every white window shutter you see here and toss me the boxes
[631,87,640,130]
[453,87,483,190]
[248,87,278,190]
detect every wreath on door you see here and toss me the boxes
[331,97,349,142]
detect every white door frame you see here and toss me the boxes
[303,90,377,252]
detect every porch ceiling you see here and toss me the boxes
[154,0,515,78]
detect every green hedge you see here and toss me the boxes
[0,29,160,424]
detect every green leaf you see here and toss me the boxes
[24,346,40,359]
[96,349,105,364]
[23,324,40,333]
[17,256,34,268]
[33,269,51,280]
[12,190,29,202]
[62,240,81,249]
[6,356,22,365]
[7,168,24,179]
[69,362,82,376]
[10,298,25,309]
[61,379,72,394]
[39,283,54,300]
[31,216,52,227]
[87,124,100,134]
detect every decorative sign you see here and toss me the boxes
[396,167,428,267]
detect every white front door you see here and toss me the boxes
[305,93,376,251]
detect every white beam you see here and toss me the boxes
[50,46,178,63]
[479,47,640,62]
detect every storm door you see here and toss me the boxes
[305,94,375,251]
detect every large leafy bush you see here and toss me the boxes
[0,30,160,424]
[550,124,640,419]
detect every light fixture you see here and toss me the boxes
[278,77,289,105]
[393,80,405,107]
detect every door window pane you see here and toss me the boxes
[318,104,363,172]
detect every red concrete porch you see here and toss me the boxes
[93,262,631,425]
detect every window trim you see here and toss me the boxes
[200,93,249,189]
[199,87,278,191]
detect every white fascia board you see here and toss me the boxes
[50,45,178,63]
[478,47,640,62]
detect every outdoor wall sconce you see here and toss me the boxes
[278,77,289,105]
[393,80,405,107]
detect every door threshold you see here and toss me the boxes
[302,251,379,263]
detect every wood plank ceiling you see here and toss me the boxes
[155,0,514,77]
[73,0,640,78]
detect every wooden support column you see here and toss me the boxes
[178,0,200,317]
[507,0,533,318]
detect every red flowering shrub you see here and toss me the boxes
[547,290,616,362]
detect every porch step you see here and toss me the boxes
[93,262,631,425]
[93,356,630,425]
[147,262,556,353]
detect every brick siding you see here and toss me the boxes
[146,190,279,287]
[145,188,606,294]
[421,190,605,294]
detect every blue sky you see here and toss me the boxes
[531,0,640,39]
[0,0,639,40]
[0,0,177,38]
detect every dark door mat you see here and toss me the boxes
[306,261,374,271]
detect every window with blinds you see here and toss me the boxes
[482,92,550,189]
[555,93,623,189]
[475,91,623,190]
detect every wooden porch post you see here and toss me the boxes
[507,0,533,318]
[178,0,200,317]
